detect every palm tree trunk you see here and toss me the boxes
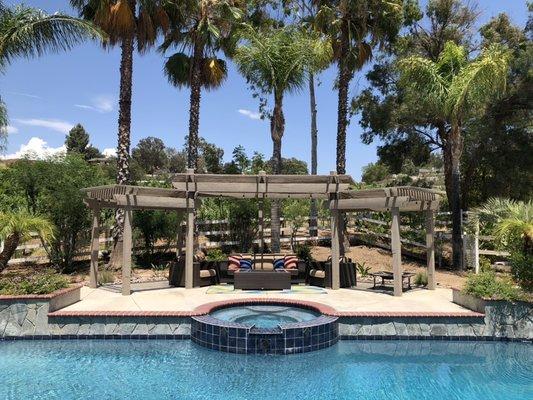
[110,31,134,270]
[336,15,352,175]
[309,73,318,238]
[188,41,204,171]
[450,124,464,270]
[270,91,285,253]
[0,233,20,273]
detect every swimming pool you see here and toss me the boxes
[210,305,319,328]
[0,340,531,399]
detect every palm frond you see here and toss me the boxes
[397,55,447,113]
[0,4,104,69]
[201,57,227,90]
[164,52,191,89]
[0,211,55,243]
[447,44,510,122]
[235,25,325,95]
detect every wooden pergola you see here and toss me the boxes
[330,186,440,296]
[83,170,439,297]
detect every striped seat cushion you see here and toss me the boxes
[273,258,285,270]
[228,255,242,271]
[283,255,298,269]
[239,259,253,270]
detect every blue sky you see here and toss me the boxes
[2,1,529,179]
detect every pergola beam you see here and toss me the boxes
[330,196,410,211]
[113,194,192,209]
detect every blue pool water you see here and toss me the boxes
[210,305,319,328]
[0,340,531,400]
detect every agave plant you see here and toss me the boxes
[0,211,55,273]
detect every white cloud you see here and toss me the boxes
[238,109,261,120]
[75,95,114,113]
[7,91,42,99]
[1,125,18,134]
[102,148,117,158]
[1,137,66,160]
[13,118,73,134]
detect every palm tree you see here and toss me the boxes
[292,0,332,237]
[475,198,533,255]
[398,41,510,269]
[0,211,54,273]
[314,0,403,174]
[234,25,331,251]
[71,0,169,267]
[0,1,102,149]
[160,0,243,170]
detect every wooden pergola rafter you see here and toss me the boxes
[83,170,440,297]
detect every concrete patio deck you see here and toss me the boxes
[58,282,474,315]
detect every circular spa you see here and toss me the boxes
[191,302,338,355]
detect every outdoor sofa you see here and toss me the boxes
[218,253,307,285]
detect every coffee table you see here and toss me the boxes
[234,270,291,290]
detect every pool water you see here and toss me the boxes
[210,305,319,328]
[1,340,531,400]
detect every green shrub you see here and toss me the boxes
[205,248,226,261]
[0,270,69,295]
[294,243,313,263]
[479,256,493,273]
[355,262,371,277]
[98,270,115,285]
[463,271,524,301]
[414,271,428,286]
[510,252,533,292]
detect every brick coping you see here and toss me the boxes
[48,297,484,318]
[0,283,83,301]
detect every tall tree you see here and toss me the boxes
[398,41,510,268]
[289,0,332,237]
[314,0,404,174]
[132,136,168,174]
[65,123,102,160]
[461,12,533,207]
[235,25,329,251]
[71,0,169,267]
[161,0,243,171]
[0,1,102,150]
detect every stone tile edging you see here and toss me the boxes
[0,284,83,301]
[48,297,484,319]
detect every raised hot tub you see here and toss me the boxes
[191,302,338,355]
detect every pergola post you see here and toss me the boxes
[122,207,132,296]
[176,216,184,260]
[426,209,436,290]
[330,208,341,290]
[185,198,195,289]
[258,197,265,269]
[89,206,100,289]
[391,206,402,297]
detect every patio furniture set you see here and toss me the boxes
[168,254,358,290]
